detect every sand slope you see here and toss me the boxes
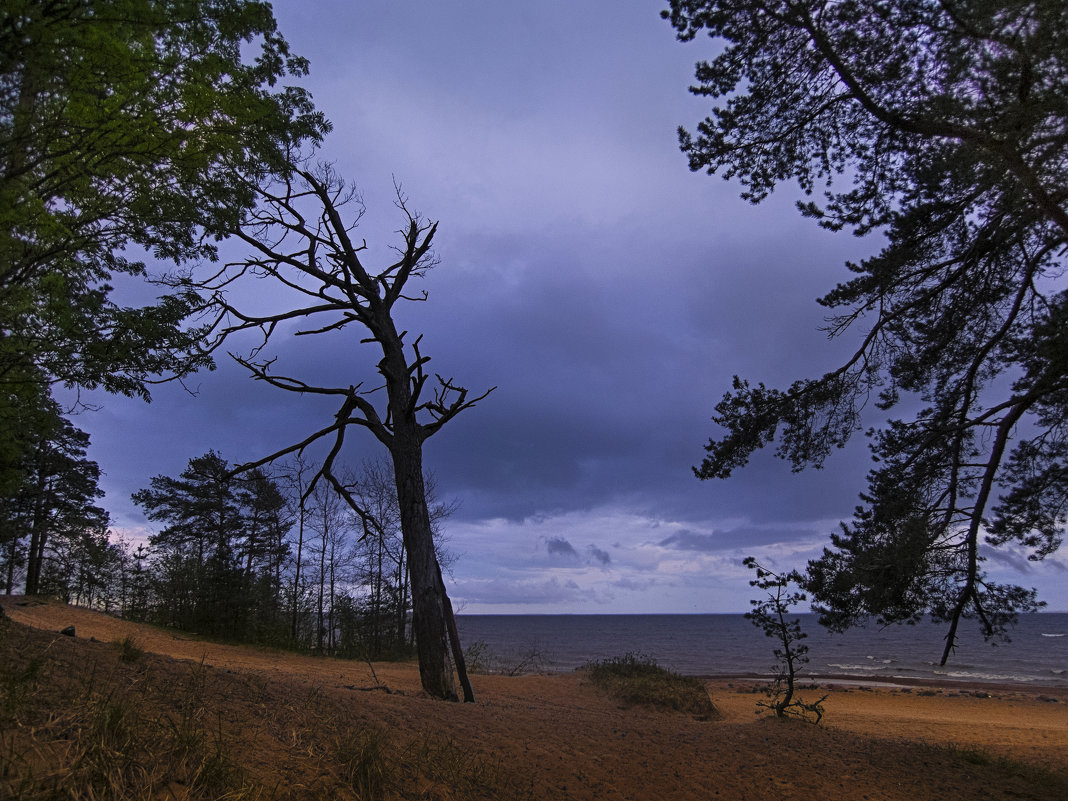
[2,596,1065,800]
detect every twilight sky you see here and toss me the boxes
[73,0,1066,613]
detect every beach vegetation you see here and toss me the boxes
[112,635,143,663]
[745,557,827,723]
[942,745,1068,795]
[667,0,1068,663]
[464,640,550,676]
[584,652,718,717]
[464,639,492,673]
[1,621,536,800]
[334,723,394,798]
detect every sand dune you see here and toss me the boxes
[2,595,1065,800]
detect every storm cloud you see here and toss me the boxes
[72,0,1068,615]
[545,537,580,560]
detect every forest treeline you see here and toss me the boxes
[0,443,452,659]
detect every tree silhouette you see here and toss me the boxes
[184,166,492,700]
[744,558,827,723]
[667,0,1068,661]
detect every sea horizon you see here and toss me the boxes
[456,612,1068,687]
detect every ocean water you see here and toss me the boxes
[456,613,1068,687]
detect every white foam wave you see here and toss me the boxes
[933,669,1035,683]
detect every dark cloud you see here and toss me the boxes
[545,537,579,559]
[658,525,828,553]
[588,545,611,565]
[659,530,719,552]
[65,0,1067,614]
[455,576,606,607]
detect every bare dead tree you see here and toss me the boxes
[181,164,492,701]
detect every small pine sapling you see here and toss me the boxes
[744,557,827,723]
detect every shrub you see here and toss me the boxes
[584,652,717,717]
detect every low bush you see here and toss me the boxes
[584,652,717,718]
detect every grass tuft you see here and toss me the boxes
[334,724,393,798]
[406,731,537,801]
[112,635,144,663]
[584,652,718,718]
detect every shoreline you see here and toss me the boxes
[700,672,1068,695]
[3,595,1067,801]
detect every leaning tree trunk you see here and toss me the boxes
[390,433,458,701]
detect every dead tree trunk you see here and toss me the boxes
[392,436,456,699]
[189,165,494,700]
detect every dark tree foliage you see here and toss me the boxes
[0,387,107,596]
[132,451,292,640]
[0,0,327,400]
[666,0,1068,662]
[128,450,455,658]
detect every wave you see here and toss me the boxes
[827,663,888,671]
[934,669,1035,683]
[1041,633,1065,638]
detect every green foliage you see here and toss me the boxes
[744,558,827,724]
[0,0,328,399]
[667,0,1068,661]
[584,652,718,717]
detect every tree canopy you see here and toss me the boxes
[0,0,328,399]
[133,451,292,638]
[665,0,1068,661]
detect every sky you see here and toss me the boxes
[73,0,1067,614]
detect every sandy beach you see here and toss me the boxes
[2,595,1065,800]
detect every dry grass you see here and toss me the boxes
[3,599,1068,801]
[0,614,535,800]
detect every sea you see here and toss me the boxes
[456,613,1068,687]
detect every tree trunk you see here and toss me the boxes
[438,559,474,702]
[4,535,15,593]
[391,435,457,700]
[24,474,50,595]
[291,495,305,642]
[317,519,327,653]
[397,552,408,646]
